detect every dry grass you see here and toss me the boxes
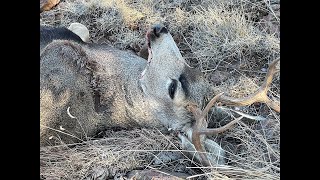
[40,0,280,179]
[41,129,189,179]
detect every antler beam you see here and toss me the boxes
[188,58,280,166]
[219,58,280,112]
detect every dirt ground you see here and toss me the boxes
[40,0,280,179]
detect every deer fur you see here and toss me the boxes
[40,24,225,165]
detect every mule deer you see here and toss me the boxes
[40,23,279,166]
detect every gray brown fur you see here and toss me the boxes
[40,24,224,164]
[40,26,84,52]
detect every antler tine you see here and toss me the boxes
[188,93,243,167]
[199,116,243,136]
[219,58,280,112]
[187,104,212,167]
[202,92,224,116]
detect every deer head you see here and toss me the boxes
[139,24,209,130]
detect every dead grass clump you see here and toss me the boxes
[217,76,262,98]
[188,6,279,74]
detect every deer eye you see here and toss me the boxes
[168,79,178,99]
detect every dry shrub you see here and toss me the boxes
[40,0,280,179]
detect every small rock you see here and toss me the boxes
[153,151,183,165]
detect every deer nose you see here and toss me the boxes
[152,24,168,37]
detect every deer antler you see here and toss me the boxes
[219,58,280,112]
[187,94,243,167]
[187,58,280,166]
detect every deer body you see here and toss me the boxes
[40,24,225,165]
